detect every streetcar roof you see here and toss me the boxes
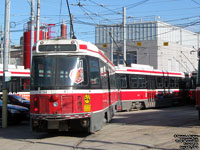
[115,64,185,77]
[0,64,30,77]
[34,39,114,68]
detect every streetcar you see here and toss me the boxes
[196,49,200,120]
[30,39,119,132]
[183,71,197,105]
[0,65,30,100]
[116,64,186,111]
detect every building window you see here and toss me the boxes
[113,52,137,66]
[113,53,124,66]
[126,52,137,65]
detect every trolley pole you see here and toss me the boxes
[123,7,126,64]
[70,14,74,39]
[2,0,11,128]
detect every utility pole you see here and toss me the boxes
[2,0,11,128]
[1,26,4,64]
[36,0,40,42]
[110,27,113,63]
[123,7,126,64]
[30,0,35,68]
[180,28,182,45]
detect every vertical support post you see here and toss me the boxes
[180,28,182,45]
[2,0,11,128]
[1,26,4,64]
[123,7,126,63]
[110,27,113,63]
[2,90,8,128]
[30,0,35,69]
[36,0,40,42]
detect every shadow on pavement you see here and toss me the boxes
[111,105,200,127]
[0,120,89,140]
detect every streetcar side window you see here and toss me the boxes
[120,75,127,89]
[100,61,108,89]
[108,67,116,89]
[164,77,169,88]
[116,74,121,89]
[170,77,175,88]
[138,76,146,88]
[89,57,100,88]
[191,77,197,89]
[130,75,138,88]
[175,78,180,88]
[149,76,156,89]
[156,77,163,89]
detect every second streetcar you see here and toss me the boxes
[116,64,186,111]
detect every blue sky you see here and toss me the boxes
[0,0,200,45]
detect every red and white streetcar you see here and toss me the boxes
[116,64,185,111]
[30,39,119,132]
[0,65,30,100]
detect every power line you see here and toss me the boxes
[191,0,200,6]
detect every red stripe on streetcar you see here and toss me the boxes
[11,71,30,75]
[0,71,30,75]
[125,69,183,76]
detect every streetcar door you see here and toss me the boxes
[147,76,156,107]
[106,68,115,121]
[106,70,111,106]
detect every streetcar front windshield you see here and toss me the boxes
[31,56,88,90]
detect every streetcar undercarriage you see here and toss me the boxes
[31,118,90,132]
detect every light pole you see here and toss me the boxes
[2,0,11,128]
[123,7,126,63]
[30,0,35,69]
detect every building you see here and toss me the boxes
[95,20,199,73]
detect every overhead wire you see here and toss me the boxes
[191,0,200,5]
[3,0,200,44]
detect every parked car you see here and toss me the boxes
[0,94,30,109]
[0,100,29,124]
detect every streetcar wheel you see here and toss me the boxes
[135,102,145,110]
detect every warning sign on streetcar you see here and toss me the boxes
[84,94,91,104]
[84,104,91,112]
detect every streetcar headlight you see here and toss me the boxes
[53,102,58,107]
